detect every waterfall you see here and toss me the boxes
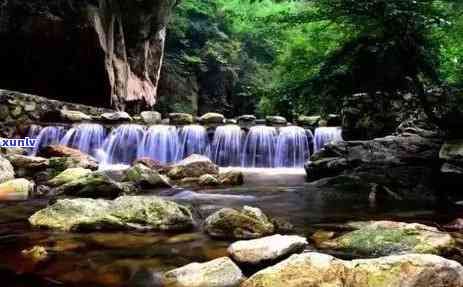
[30,126,65,155]
[313,127,343,153]
[98,124,145,165]
[137,125,180,164]
[27,125,42,138]
[60,124,106,156]
[209,125,243,167]
[275,126,310,168]
[177,125,209,160]
[241,126,277,168]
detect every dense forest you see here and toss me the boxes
[156,0,463,120]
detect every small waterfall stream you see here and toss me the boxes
[60,124,106,157]
[177,125,209,159]
[30,126,65,155]
[241,126,277,168]
[275,126,310,168]
[209,125,243,167]
[137,125,180,164]
[98,124,145,166]
[313,127,343,153]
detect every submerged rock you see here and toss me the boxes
[29,196,194,232]
[163,257,244,287]
[169,113,194,125]
[228,234,308,265]
[0,155,14,183]
[320,221,455,256]
[48,167,92,187]
[204,206,275,239]
[168,154,219,180]
[218,171,244,186]
[124,164,171,188]
[241,252,463,287]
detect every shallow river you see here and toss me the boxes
[1,183,462,287]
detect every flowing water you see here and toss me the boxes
[275,126,310,168]
[177,125,209,160]
[137,125,180,164]
[313,127,343,153]
[0,183,462,287]
[30,127,66,156]
[241,126,277,168]
[98,125,145,166]
[209,125,243,167]
[60,124,106,157]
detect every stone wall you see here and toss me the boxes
[0,89,113,137]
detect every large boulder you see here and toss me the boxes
[241,252,463,287]
[39,145,98,170]
[228,234,308,265]
[204,206,275,239]
[168,154,219,180]
[163,257,244,287]
[305,124,443,201]
[29,196,194,232]
[0,178,35,197]
[47,167,92,187]
[55,172,135,198]
[6,154,49,177]
[319,221,455,257]
[124,164,171,188]
[0,155,15,183]
[169,113,194,125]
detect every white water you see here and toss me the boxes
[241,126,277,168]
[313,127,343,153]
[209,125,243,167]
[137,125,180,164]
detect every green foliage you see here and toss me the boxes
[166,0,463,117]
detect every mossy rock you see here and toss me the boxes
[29,196,194,232]
[169,113,194,125]
[48,167,92,187]
[0,178,34,196]
[204,206,275,239]
[124,164,171,188]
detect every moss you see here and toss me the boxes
[337,228,422,256]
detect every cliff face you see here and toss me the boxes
[0,0,177,111]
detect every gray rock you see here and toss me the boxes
[60,110,92,122]
[265,116,287,127]
[124,164,171,188]
[101,111,132,122]
[169,113,194,125]
[168,154,219,180]
[0,155,15,183]
[198,174,220,186]
[140,111,162,124]
[440,140,463,163]
[228,234,308,264]
[29,196,194,232]
[200,113,225,125]
[163,257,244,287]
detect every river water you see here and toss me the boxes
[0,183,462,287]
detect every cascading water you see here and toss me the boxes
[241,126,277,168]
[60,124,106,156]
[27,125,42,138]
[177,125,209,160]
[30,126,65,155]
[313,127,343,153]
[275,126,310,168]
[209,125,243,167]
[98,124,145,166]
[137,125,180,164]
